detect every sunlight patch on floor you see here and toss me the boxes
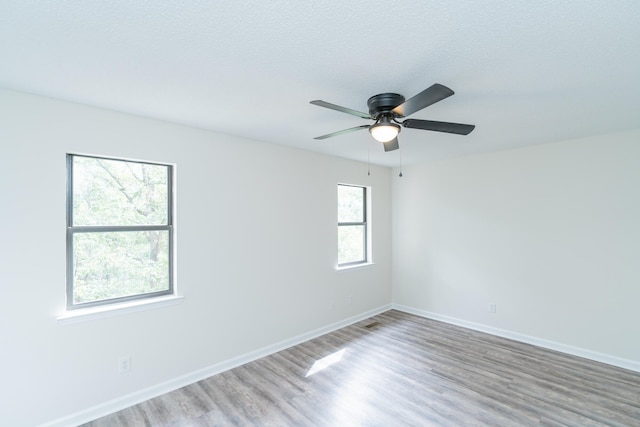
[305,349,346,377]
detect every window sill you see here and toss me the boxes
[336,262,375,272]
[57,295,184,325]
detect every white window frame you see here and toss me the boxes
[66,154,175,310]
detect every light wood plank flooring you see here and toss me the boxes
[84,310,640,426]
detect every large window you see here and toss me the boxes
[66,154,174,309]
[337,184,369,266]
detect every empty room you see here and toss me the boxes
[1,1,639,426]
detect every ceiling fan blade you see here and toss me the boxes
[310,100,372,119]
[383,137,400,152]
[313,125,370,140]
[403,119,475,135]
[392,84,454,117]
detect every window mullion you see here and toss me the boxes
[69,225,170,233]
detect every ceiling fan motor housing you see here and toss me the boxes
[367,93,405,118]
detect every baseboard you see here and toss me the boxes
[40,304,392,427]
[392,303,640,373]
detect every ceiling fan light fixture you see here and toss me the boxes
[369,118,400,143]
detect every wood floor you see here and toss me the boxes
[83,310,640,426]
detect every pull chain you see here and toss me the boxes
[399,144,403,177]
[367,138,371,176]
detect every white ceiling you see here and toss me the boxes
[1,1,639,167]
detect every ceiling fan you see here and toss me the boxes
[310,83,475,152]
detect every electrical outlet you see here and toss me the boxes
[489,303,497,314]
[329,302,335,311]
[118,355,131,374]
[348,296,353,305]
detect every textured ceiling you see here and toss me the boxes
[1,1,639,166]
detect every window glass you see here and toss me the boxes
[72,156,168,226]
[338,225,365,265]
[338,185,364,223]
[72,231,170,305]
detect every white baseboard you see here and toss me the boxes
[392,303,640,373]
[40,304,392,427]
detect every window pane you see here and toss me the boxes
[338,225,365,264]
[73,156,168,226]
[72,230,170,304]
[338,185,364,223]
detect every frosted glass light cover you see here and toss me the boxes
[370,124,399,142]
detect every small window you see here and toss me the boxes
[337,184,368,266]
[66,154,174,309]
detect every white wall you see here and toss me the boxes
[0,89,392,426]
[392,130,640,367]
